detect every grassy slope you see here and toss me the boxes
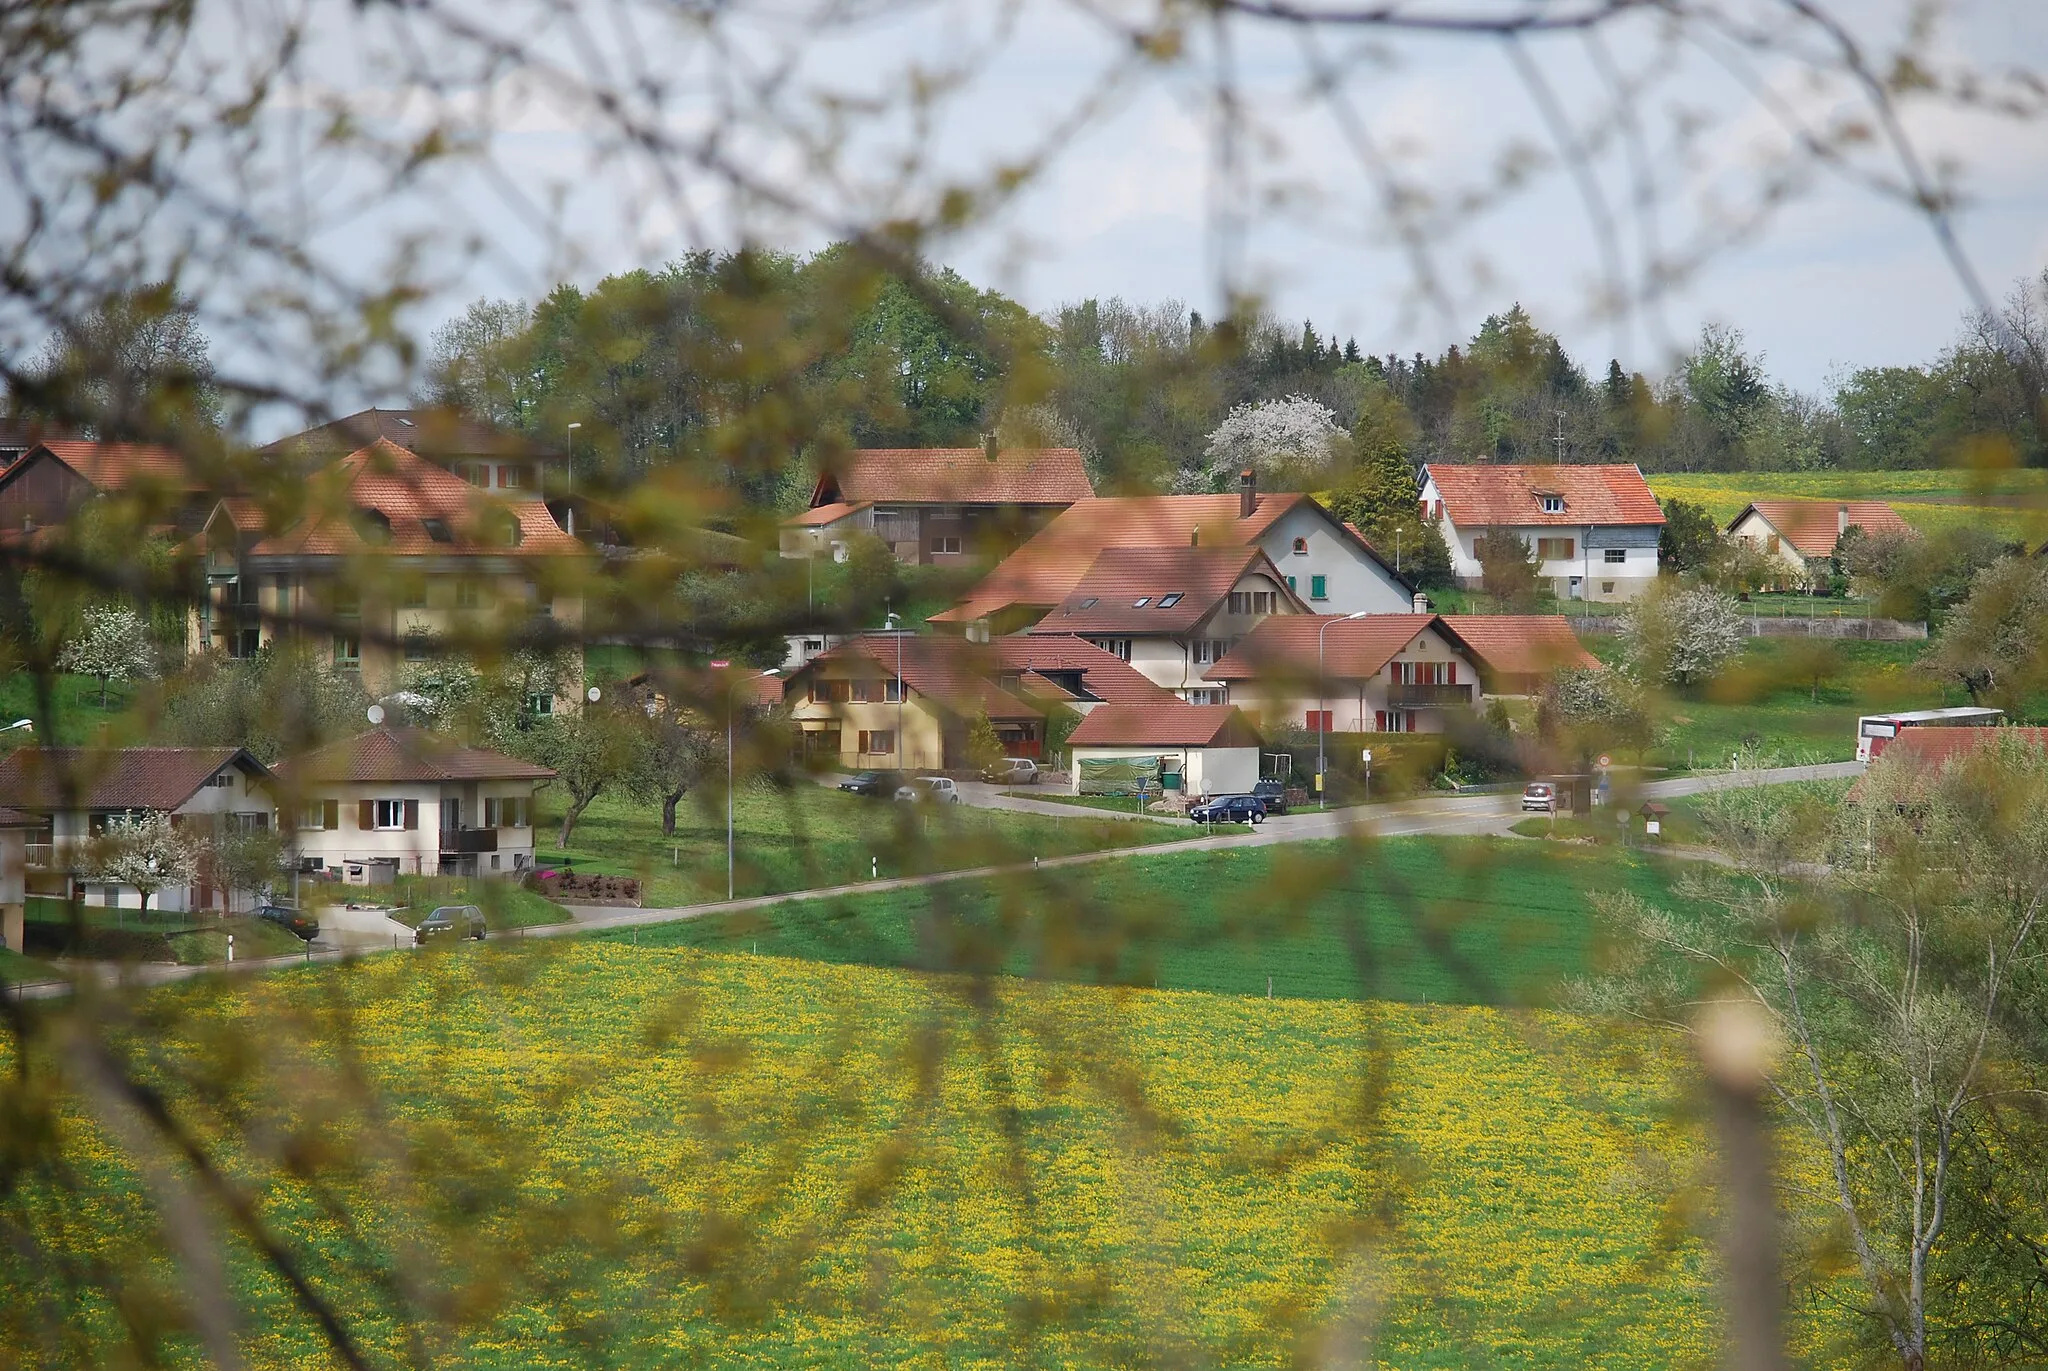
[0,670,143,750]
[606,836,1682,1008]
[13,943,1857,1369]
[538,782,1196,907]
[1647,467,2048,543]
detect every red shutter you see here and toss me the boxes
[1446,662,1457,686]
[323,799,339,830]
[1375,710,1386,732]
[359,799,374,831]
[403,799,419,831]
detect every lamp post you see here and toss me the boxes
[1317,611,1372,809]
[884,609,904,772]
[564,421,581,537]
[729,668,780,901]
[1,719,31,734]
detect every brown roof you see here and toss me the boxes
[247,440,582,558]
[818,448,1092,506]
[1025,546,1294,635]
[1438,615,1601,678]
[20,440,202,493]
[1848,726,2048,801]
[931,492,1394,625]
[786,500,870,528]
[1734,500,1915,558]
[1067,704,1262,748]
[0,804,38,827]
[802,634,1044,721]
[261,407,542,463]
[1425,463,1664,528]
[274,727,555,785]
[1205,615,1442,681]
[990,635,1181,705]
[0,747,267,811]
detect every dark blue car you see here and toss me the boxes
[1189,795,1266,825]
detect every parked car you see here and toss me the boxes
[1250,779,1290,815]
[415,905,486,944]
[1189,794,1266,825]
[981,757,1039,786]
[255,904,319,941]
[895,776,962,805]
[1521,782,1557,813]
[839,769,904,798]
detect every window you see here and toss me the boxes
[1157,592,1183,609]
[232,626,262,659]
[1535,537,1576,560]
[454,579,481,607]
[858,729,896,756]
[1601,581,1615,595]
[851,680,871,703]
[1228,590,1277,615]
[1306,709,1333,733]
[496,464,525,489]
[421,517,453,543]
[1285,576,1296,593]
[1392,661,1458,685]
[1191,639,1230,665]
[1184,688,1224,705]
[1539,495,1565,514]
[400,578,428,608]
[1292,537,1309,555]
[297,800,339,831]
[1373,710,1414,733]
[1074,597,1098,610]
[1090,638,1131,661]
[460,463,489,487]
[333,634,360,665]
[1309,574,1327,600]
[1604,548,1626,564]
[228,812,270,834]
[1131,596,1150,608]
[930,536,961,555]
[526,692,554,716]
[884,679,903,702]
[371,799,413,831]
[403,631,433,662]
[485,797,530,828]
[237,574,261,606]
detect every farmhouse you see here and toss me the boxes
[1726,499,1914,591]
[931,471,1413,635]
[786,632,1046,770]
[782,443,1094,564]
[0,439,214,537]
[0,746,277,912]
[1420,463,1664,602]
[262,406,565,504]
[1066,704,1263,800]
[273,726,555,881]
[1205,614,1482,735]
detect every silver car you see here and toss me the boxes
[894,776,962,804]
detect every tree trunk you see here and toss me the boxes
[99,674,109,709]
[557,790,596,849]
[661,790,682,837]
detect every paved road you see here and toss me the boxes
[6,760,1862,1000]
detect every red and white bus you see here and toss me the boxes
[1856,706,2005,762]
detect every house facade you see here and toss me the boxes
[0,804,33,954]
[274,726,555,880]
[0,440,212,537]
[1435,615,1601,696]
[783,444,1094,566]
[1023,545,1308,703]
[1206,614,1483,735]
[786,633,1047,771]
[931,471,1413,636]
[987,635,1181,716]
[1066,704,1263,799]
[0,747,278,912]
[191,439,587,696]
[1420,463,1664,602]
[1726,500,1914,591]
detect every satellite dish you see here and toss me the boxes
[586,686,602,703]
[367,704,386,725]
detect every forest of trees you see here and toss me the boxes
[419,248,2048,510]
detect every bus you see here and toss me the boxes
[1855,706,2005,762]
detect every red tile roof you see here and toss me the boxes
[931,492,1347,624]
[1734,500,1914,558]
[248,440,583,558]
[274,727,555,785]
[1205,615,1441,681]
[1067,704,1262,748]
[1424,463,1663,528]
[0,747,266,811]
[819,448,1093,506]
[0,803,39,827]
[1025,546,1295,635]
[785,500,870,528]
[26,440,202,493]
[990,634,1181,705]
[1437,615,1600,678]
[802,634,1044,721]
[1848,726,2048,801]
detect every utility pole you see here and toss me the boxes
[1553,410,1567,464]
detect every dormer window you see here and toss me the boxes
[1538,494,1565,514]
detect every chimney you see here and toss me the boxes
[1838,503,1850,535]
[1412,591,1430,614]
[1238,468,1257,519]
[1189,528,1200,547]
[983,432,999,462]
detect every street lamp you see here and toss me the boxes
[728,667,780,901]
[564,421,581,537]
[884,609,904,773]
[1317,611,1372,809]
[1,719,31,734]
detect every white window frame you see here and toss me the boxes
[1603,548,1626,564]
[373,799,406,830]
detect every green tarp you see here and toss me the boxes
[1077,756,1160,795]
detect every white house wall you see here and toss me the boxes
[1727,509,1816,584]
[1067,744,1260,800]
[1421,476,1660,604]
[290,781,544,878]
[1223,624,1481,734]
[1257,506,1413,614]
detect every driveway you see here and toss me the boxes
[312,904,419,955]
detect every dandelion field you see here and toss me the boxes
[3,940,1869,1369]
[1645,468,2048,543]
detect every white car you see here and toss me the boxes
[981,757,1039,785]
[895,776,962,804]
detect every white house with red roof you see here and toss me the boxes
[1420,463,1664,602]
[1726,499,1914,590]
[782,442,1094,565]
[1206,614,1482,735]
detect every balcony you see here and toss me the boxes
[439,827,499,855]
[1388,683,1476,708]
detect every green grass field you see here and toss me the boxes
[18,894,307,965]
[537,781,1196,906]
[0,669,143,750]
[1647,467,2048,543]
[603,836,1684,1008]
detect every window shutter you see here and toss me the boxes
[1375,710,1386,731]
[323,799,339,831]
[1446,662,1457,686]
[403,799,419,831]
[485,798,498,828]
[358,799,374,831]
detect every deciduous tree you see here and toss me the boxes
[84,811,199,914]
[56,603,155,708]
[1619,584,1746,688]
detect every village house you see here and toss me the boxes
[0,804,34,956]
[1420,463,1664,602]
[191,439,588,696]
[784,632,1047,770]
[781,443,1094,565]
[986,635,1181,716]
[1023,545,1308,702]
[930,470,1414,637]
[0,746,278,913]
[1435,615,1602,696]
[263,406,566,505]
[1205,614,1483,735]
[1065,704,1264,800]
[0,439,215,537]
[272,726,556,881]
[1725,499,1914,591]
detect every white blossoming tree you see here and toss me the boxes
[84,811,200,915]
[1197,395,1344,490]
[56,603,156,708]
[1619,584,1748,688]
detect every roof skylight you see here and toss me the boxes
[1075,596,1098,609]
[1132,596,1151,608]
[1157,592,1183,608]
